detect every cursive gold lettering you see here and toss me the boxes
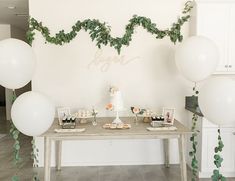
[87,50,140,72]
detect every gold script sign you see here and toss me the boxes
[87,50,140,72]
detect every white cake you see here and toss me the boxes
[111,91,124,111]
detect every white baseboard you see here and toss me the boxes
[39,160,178,167]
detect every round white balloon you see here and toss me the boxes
[11,91,55,136]
[0,38,36,89]
[198,77,235,125]
[175,36,219,82]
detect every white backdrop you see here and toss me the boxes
[30,0,192,166]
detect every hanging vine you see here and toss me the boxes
[31,138,40,181]
[189,84,199,181]
[211,129,226,181]
[9,91,40,181]
[9,90,21,181]
[26,1,193,54]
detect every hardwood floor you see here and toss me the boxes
[0,108,234,181]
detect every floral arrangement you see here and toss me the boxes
[130,107,146,115]
[106,86,119,111]
[91,108,98,117]
[109,86,119,96]
[106,103,113,111]
[130,107,147,124]
[91,107,98,126]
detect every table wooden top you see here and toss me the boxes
[42,117,191,140]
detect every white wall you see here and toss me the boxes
[30,0,193,166]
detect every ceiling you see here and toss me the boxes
[0,0,28,30]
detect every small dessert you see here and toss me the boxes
[110,123,117,129]
[123,124,130,129]
[103,123,131,129]
[103,124,111,129]
[117,123,124,129]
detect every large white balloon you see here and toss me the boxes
[198,77,235,125]
[0,38,36,89]
[175,36,219,82]
[11,91,55,136]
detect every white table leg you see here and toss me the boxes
[56,140,62,171]
[178,134,187,181]
[163,139,170,168]
[44,137,52,181]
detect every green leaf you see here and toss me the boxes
[221,176,226,181]
[213,169,219,175]
[13,134,18,140]
[189,151,193,157]
[11,176,19,181]
[214,154,220,160]
[14,144,20,150]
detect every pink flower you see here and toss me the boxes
[133,107,140,114]
[106,103,113,111]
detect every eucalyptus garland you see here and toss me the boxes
[211,129,226,181]
[9,91,40,181]
[31,138,40,181]
[10,91,20,163]
[189,85,199,181]
[31,138,39,168]
[9,91,21,181]
[26,1,193,54]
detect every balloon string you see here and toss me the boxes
[12,89,17,103]
[193,82,198,96]
[218,125,221,173]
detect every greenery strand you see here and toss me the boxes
[189,84,200,181]
[9,90,21,181]
[189,113,199,181]
[10,91,40,181]
[211,129,226,181]
[31,138,39,168]
[31,138,40,181]
[26,1,193,54]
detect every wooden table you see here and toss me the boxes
[42,117,191,181]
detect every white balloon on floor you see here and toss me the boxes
[198,77,235,125]
[11,91,55,136]
[0,38,36,89]
[175,36,219,82]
